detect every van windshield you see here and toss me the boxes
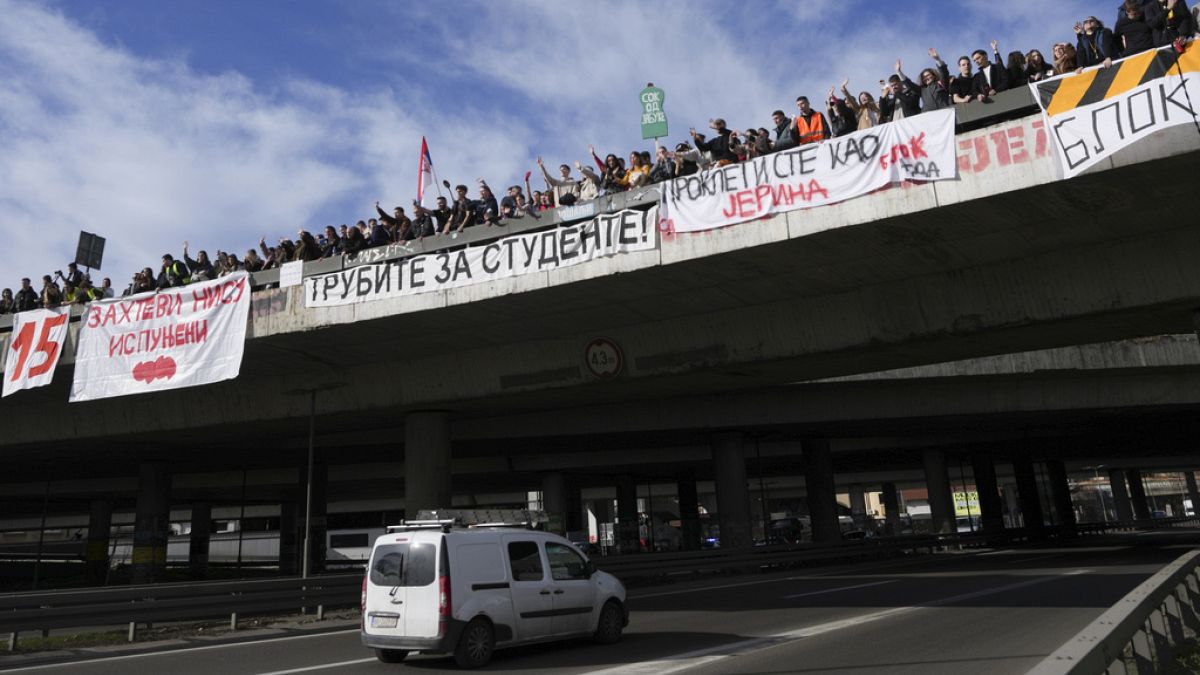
[369,542,436,587]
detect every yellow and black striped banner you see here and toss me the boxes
[1035,42,1200,117]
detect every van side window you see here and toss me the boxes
[507,541,544,582]
[545,542,589,581]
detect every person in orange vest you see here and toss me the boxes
[794,96,830,145]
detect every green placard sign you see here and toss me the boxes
[640,83,668,140]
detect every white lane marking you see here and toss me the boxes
[1009,554,1062,564]
[633,576,811,600]
[583,570,1090,675]
[252,657,376,675]
[0,628,360,673]
[782,579,898,599]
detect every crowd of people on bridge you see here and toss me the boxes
[3,0,1196,317]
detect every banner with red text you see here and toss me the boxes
[70,272,251,402]
[660,108,956,233]
[2,308,70,398]
[1030,43,1200,179]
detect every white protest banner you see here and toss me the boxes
[305,207,657,308]
[660,109,956,233]
[279,260,304,288]
[70,272,251,402]
[1031,43,1200,178]
[2,308,70,398]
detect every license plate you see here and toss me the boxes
[370,614,399,628]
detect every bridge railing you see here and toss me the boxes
[0,87,1041,335]
[1030,549,1200,675]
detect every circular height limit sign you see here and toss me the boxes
[584,337,623,379]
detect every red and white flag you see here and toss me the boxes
[417,136,441,208]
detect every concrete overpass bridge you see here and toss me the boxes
[4,93,1200,583]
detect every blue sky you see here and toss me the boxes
[0,0,1103,289]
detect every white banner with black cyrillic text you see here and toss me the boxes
[70,272,251,402]
[2,307,70,398]
[660,109,957,233]
[304,207,657,308]
[1031,43,1200,179]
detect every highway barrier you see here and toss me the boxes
[1030,549,1200,674]
[2,517,1197,651]
[0,574,360,650]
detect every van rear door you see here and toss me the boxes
[364,537,439,637]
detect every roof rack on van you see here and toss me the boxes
[382,509,547,533]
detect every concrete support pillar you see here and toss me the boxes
[1109,469,1134,521]
[677,475,701,551]
[1186,472,1200,516]
[1003,483,1021,528]
[299,462,328,576]
[922,449,955,535]
[1127,469,1151,520]
[542,473,567,535]
[564,482,583,535]
[848,484,866,529]
[712,432,752,549]
[1044,460,1077,536]
[1012,456,1046,538]
[131,463,172,584]
[188,502,212,580]
[84,500,112,585]
[804,439,841,544]
[404,411,451,517]
[615,477,639,554]
[971,452,1005,533]
[881,482,901,536]
[278,502,298,575]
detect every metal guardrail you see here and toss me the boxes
[1030,549,1200,675]
[3,515,1193,650]
[0,574,360,648]
[595,517,1200,579]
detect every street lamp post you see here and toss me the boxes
[284,382,345,581]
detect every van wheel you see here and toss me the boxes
[375,648,408,663]
[454,618,495,668]
[593,600,624,644]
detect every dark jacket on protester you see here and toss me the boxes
[972,63,1010,96]
[1147,0,1194,45]
[184,253,215,281]
[342,229,366,255]
[157,260,189,289]
[411,214,436,238]
[649,158,676,183]
[920,64,952,112]
[14,287,38,312]
[773,116,798,151]
[1077,28,1119,67]
[827,100,858,137]
[695,128,739,164]
[879,80,922,123]
[1116,7,1159,55]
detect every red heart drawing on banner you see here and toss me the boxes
[132,356,177,384]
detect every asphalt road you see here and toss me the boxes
[3,533,1196,675]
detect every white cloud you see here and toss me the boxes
[0,0,531,289]
[0,0,1100,291]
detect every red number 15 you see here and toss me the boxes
[8,314,68,383]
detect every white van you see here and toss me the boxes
[361,513,628,668]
